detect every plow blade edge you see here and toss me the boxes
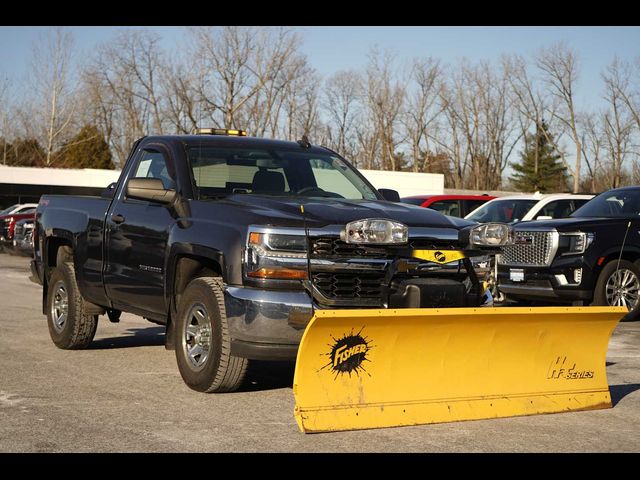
[293,306,625,433]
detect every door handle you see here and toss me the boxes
[111,213,126,224]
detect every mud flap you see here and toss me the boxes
[293,306,626,433]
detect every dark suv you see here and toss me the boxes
[497,186,640,319]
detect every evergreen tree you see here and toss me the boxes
[56,125,114,169]
[510,121,568,192]
[1,137,45,167]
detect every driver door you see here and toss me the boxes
[104,146,176,316]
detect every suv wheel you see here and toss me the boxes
[593,259,640,321]
[174,277,248,392]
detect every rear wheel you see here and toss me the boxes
[46,263,98,348]
[593,259,640,322]
[174,277,248,392]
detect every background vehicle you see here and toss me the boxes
[401,194,495,218]
[0,209,36,248]
[0,203,38,216]
[12,218,34,255]
[497,186,640,320]
[32,130,503,394]
[465,193,594,224]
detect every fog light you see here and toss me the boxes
[554,274,568,286]
[574,268,583,284]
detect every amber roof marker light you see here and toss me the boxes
[194,128,247,136]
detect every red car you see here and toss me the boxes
[0,209,36,246]
[401,194,496,218]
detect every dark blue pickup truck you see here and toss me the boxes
[32,130,506,392]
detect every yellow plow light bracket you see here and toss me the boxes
[411,249,466,264]
[293,306,626,433]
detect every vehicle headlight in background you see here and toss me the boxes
[470,223,511,247]
[245,231,308,280]
[341,219,408,244]
[560,232,594,255]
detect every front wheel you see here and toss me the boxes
[593,259,640,322]
[174,277,248,392]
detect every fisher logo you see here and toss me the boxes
[434,251,447,263]
[547,356,594,380]
[321,328,373,378]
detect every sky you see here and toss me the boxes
[1,26,639,118]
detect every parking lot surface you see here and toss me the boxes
[1,253,639,452]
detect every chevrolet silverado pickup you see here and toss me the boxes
[32,129,509,392]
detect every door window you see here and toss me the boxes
[538,200,573,219]
[428,200,461,217]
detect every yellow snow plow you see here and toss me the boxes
[293,306,625,433]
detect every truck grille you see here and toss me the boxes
[311,237,386,257]
[499,231,556,267]
[311,237,456,257]
[312,272,385,299]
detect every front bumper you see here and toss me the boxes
[498,256,594,302]
[225,286,313,361]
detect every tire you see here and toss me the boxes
[46,263,98,349]
[593,259,640,322]
[174,277,248,392]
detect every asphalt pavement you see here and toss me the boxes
[1,252,639,452]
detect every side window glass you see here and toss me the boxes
[429,200,460,217]
[540,200,573,218]
[132,150,176,190]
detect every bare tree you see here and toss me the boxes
[580,112,605,192]
[601,59,636,188]
[536,43,582,192]
[323,70,363,158]
[161,59,200,134]
[189,26,303,133]
[401,57,443,172]
[83,29,167,166]
[365,48,406,171]
[29,28,77,166]
[0,77,11,165]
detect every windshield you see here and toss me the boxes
[572,189,640,218]
[187,147,379,200]
[466,199,538,223]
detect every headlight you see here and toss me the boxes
[340,218,408,244]
[560,232,594,255]
[470,223,511,247]
[245,231,308,280]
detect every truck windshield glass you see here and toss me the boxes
[466,199,538,223]
[188,147,379,200]
[572,190,640,217]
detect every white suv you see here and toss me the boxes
[464,193,594,224]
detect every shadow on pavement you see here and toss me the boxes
[89,326,165,349]
[610,383,640,407]
[239,360,295,392]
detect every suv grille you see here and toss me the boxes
[312,272,385,299]
[500,231,556,267]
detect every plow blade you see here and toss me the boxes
[293,306,625,433]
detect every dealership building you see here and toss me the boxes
[0,165,121,209]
